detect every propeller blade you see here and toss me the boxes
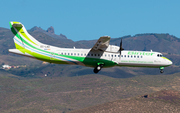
[120,38,122,48]
[119,38,124,53]
[118,39,122,64]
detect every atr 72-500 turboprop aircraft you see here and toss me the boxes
[9,22,172,73]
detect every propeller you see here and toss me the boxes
[119,38,124,55]
[118,38,124,63]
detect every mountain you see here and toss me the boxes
[29,26,70,40]
[0,27,16,55]
[0,27,180,77]
[77,33,180,54]
[46,26,54,34]
[1,26,180,113]
[2,26,180,55]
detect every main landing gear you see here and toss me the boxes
[160,67,164,73]
[160,70,164,73]
[94,64,104,73]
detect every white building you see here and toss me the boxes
[2,65,11,69]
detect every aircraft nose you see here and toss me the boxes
[169,60,173,65]
[162,57,173,66]
[166,59,173,65]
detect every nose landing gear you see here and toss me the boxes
[160,67,164,73]
[94,64,104,73]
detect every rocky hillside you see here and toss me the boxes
[70,90,180,113]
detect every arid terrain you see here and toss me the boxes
[0,27,180,113]
[70,90,180,113]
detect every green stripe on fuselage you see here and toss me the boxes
[15,42,69,64]
[63,55,116,68]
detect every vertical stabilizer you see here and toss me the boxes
[9,22,41,50]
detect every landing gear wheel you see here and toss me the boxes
[93,64,103,74]
[93,68,99,73]
[160,70,164,73]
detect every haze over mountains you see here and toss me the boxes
[1,26,180,112]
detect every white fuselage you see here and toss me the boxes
[35,44,172,68]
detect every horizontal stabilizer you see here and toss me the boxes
[12,23,23,28]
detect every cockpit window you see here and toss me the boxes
[157,54,163,57]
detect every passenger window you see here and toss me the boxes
[108,54,110,57]
[105,54,106,57]
[121,55,123,57]
[88,53,90,56]
[61,53,63,55]
[134,56,136,58]
[137,56,139,58]
[111,55,113,57]
[81,54,83,56]
[124,55,126,57]
[160,54,162,57]
[65,53,66,55]
[128,55,129,58]
[91,54,93,56]
[74,53,76,56]
[115,55,116,57]
[84,54,86,56]
[94,54,96,56]
[71,53,73,55]
[68,53,69,55]
[98,54,100,56]
[141,56,143,58]
[157,54,159,57]
[131,55,133,58]
[78,53,79,56]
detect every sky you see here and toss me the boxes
[1,0,180,41]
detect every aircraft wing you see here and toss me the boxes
[91,36,110,51]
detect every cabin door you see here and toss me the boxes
[50,52,56,60]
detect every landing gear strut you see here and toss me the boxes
[159,67,164,73]
[94,64,103,73]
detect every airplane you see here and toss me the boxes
[8,22,173,74]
